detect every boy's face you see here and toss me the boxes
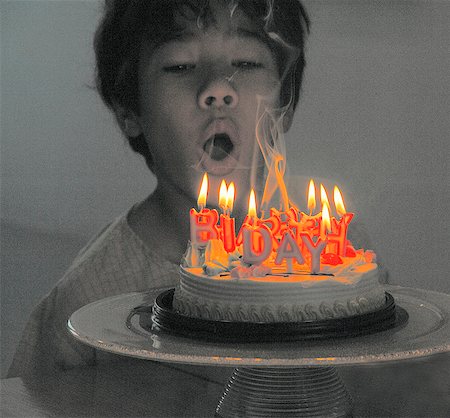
[132,0,282,211]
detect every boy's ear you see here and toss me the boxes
[282,106,294,133]
[113,103,142,138]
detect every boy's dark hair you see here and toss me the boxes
[94,0,310,169]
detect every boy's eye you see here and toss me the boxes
[163,64,195,73]
[233,61,263,70]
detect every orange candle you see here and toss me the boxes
[219,181,236,252]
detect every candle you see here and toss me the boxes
[274,231,304,273]
[294,212,321,251]
[197,173,208,210]
[235,214,255,247]
[248,189,257,223]
[226,182,235,215]
[242,224,273,265]
[320,202,331,240]
[242,189,275,264]
[308,179,316,215]
[218,180,228,214]
[269,207,297,243]
[334,185,346,218]
[189,173,219,266]
[219,181,236,252]
[300,234,327,274]
[190,207,219,245]
[327,186,353,255]
[259,213,282,250]
[293,181,320,247]
[236,189,258,247]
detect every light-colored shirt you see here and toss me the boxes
[8,210,179,378]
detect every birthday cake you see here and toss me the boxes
[171,177,386,323]
[172,241,385,323]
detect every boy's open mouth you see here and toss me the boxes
[203,133,234,161]
[197,118,241,176]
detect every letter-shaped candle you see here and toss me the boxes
[259,214,282,250]
[301,234,327,274]
[190,208,219,245]
[189,174,219,265]
[242,224,273,265]
[275,232,304,273]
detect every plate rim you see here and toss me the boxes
[68,285,450,366]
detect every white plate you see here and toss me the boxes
[68,285,450,367]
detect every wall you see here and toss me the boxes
[1,1,155,239]
[288,0,450,292]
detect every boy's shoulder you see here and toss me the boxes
[59,210,178,302]
[73,212,134,267]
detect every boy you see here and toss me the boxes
[8,0,309,377]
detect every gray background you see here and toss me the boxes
[1,0,449,377]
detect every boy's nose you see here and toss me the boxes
[198,79,238,110]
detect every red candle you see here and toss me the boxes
[218,181,236,252]
[190,208,219,246]
[320,202,331,241]
[308,179,316,216]
[327,186,353,256]
[189,174,219,266]
[236,189,258,246]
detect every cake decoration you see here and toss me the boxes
[186,174,361,276]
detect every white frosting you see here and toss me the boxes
[175,239,386,322]
[173,259,386,322]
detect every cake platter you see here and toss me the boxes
[68,285,450,417]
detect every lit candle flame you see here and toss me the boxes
[322,202,331,233]
[307,179,316,214]
[197,173,208,210]
[227,182,235,214]
[219,179,227,212]
[333,186,346,217]
[320,184,330,211]
[248,189,257,220]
